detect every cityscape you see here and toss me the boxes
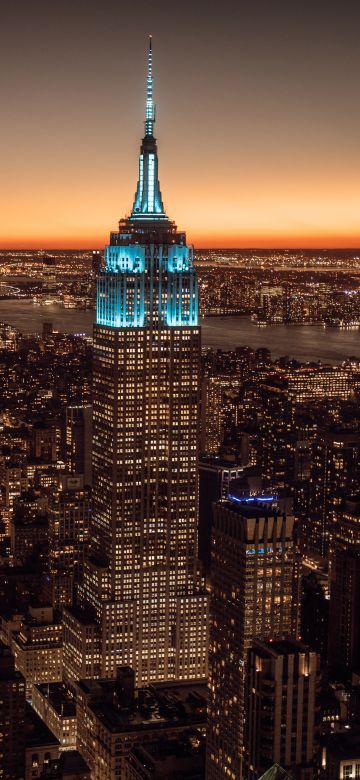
[1,2,360,780]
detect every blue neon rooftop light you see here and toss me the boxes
[228,494,277,504]
[131,37,167,221]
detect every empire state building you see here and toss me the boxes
[63,39,208,686]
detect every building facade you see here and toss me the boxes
[63,38,208,687]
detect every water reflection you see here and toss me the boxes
[0,300,359,364]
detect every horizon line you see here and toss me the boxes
[1,245,360,252]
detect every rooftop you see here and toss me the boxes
[77,675,207,735]
[34,682,76,718]
[128,732,205,779]
[226,492,280,517]
[41,750,90,778]
[64,604,98,627]
[253,638,311,658]
[258,766,293,780]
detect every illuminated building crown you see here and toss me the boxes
[96,38,198,330]
[131,36,167,221]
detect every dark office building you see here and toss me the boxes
[300,572,329,661]
[328,546,360,680]
[0,641,26,780]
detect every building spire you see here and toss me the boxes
[145,35,154,136]
[130,36,167,221]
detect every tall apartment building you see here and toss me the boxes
[0,459,28,536]
[10,490,48,564]
[206,493,299,780]
[332,495,360,549]
[259,285,284,322]
[200,375,241,455]
[259,382,296,491]
[0,641,26,780]
[65,406,92,485]
[328,546,360,680]
[30,422,57,463]
[48,474,91,609]
[91,250,102,277]
[246,639,321,780]
[308,429,360,558]
[63,38,208,687]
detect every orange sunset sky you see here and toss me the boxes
[1,0,359,250]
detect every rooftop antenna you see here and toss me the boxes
[145,35,154,136]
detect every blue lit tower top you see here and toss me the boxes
[131,36,166,220]
[96,37,198,329]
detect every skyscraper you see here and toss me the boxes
[63,38,208,686]
[206,493,299,780]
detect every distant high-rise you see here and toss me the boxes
[63,38,208,687]
[206,493,299,780]
[91,250,102,277]
[307,428,360,558]
[198,455,245,576]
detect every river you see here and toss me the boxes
[0,299,359,364]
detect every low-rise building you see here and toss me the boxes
[12,604,62,697]
[32,682,77,751]
[76,667,207,779]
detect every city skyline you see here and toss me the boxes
[2,6,360,780]
[1,0,360,250]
